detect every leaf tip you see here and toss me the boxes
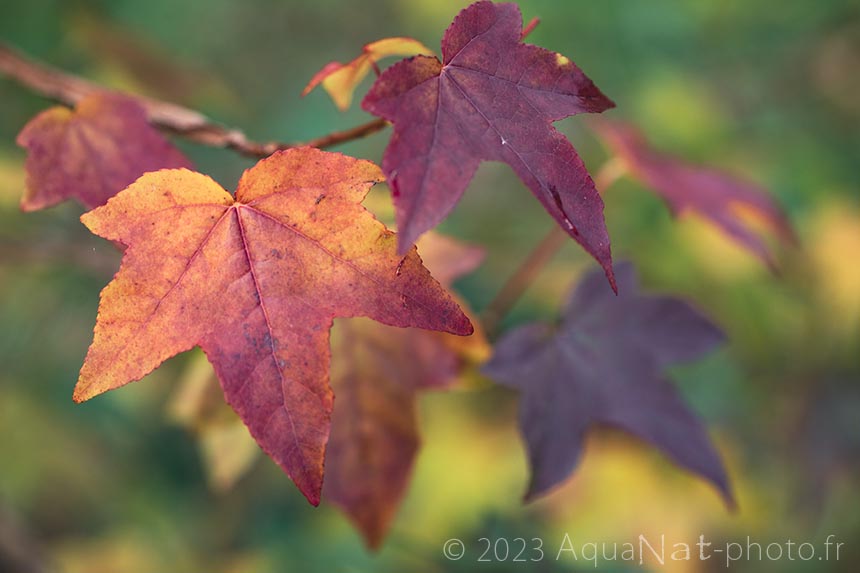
[19,196,45,213]
[361,529,385,552]
[395,236,414,258]
[296,466,324,507]
[71,384,94,404]
[723,490,738,513]
[296,474,322,507]
[604,264,619,295]
[302,62,341,97]
[711,468,736,512]
[454,315,475,337]
[79,209,97,230]
[522,478,554,505]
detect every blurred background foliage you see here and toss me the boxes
[1,0,858,571]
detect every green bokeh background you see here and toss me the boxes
[1,1,858,571]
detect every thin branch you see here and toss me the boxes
[296,118,388,151]
[481,225,569,337]
[0,42,388,158]
[480,157,628,337]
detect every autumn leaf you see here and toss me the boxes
[362,1,616,287]
[73,147,473,505]
[16,91,191,211]
[167,233,485,545]
[326,319,461,549]
[324,233,487,549]
[302,37,434,111]
[483,262,733,504]
[592,119,796,269]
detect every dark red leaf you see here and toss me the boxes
[362,1,617,288]
[16,92,191,211]
[324,233,487,549]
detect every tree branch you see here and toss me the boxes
[481,157,628,337]
[0,42,388,158]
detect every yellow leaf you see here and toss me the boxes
[303,37,434,111]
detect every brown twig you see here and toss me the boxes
[480,157,627,337]
[0,42,388,158]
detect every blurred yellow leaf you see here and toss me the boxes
[677,214,767,279]
[807,202,860,332]
[0,157,25,207]
[168,351,259,492]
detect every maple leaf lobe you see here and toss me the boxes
[484,262,733,505]
[363,1,616,287]
[16,91,191,211]
[75,148,472,505]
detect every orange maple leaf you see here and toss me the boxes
[74,147,472,505]
[167,232,487,546]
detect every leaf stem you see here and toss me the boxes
[521,17,541,40]
[480,157,627,337]
[0,42,388,158]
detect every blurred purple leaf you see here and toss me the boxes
[592,119,796,269]
[484,262,733,504]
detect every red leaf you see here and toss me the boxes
[362,1,617,288]
[592,119,796,269]
[325,320,457,548]
[324,233,487,549]
[16,91,191,211]
[73,147,472,505]
[484,263,733,505]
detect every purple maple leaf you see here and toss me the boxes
[362,1,617,287]
[483,262,733,504]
